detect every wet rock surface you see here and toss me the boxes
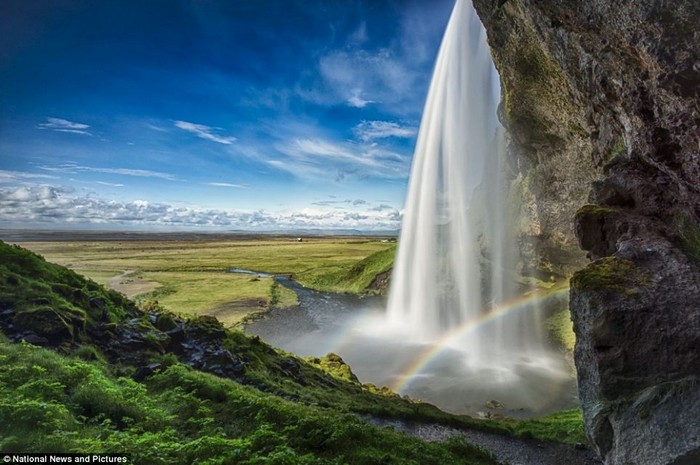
[473,0,700,463]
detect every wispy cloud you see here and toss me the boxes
[174,120,237,145]
[146,123,169,133]
[206,182,249,189]
[315,47,417,112]
[39,163,178,181]
[0,170,59,182]
[347,89,375,108]
[38,117,92,136]
[96,181,125,187]
[354,120,417,141]
[270,137,410,181]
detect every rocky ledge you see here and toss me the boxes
[473,0,700,464]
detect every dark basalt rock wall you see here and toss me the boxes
[472,0,700,464]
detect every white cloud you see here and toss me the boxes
[39,163,178,181]
[0,170,59,182]
[206,182,249,189]
[347,89,375,108]
[302,2,453,114]
[353,120,417,141]
[94,168,177,180]
[38,117,92,136]
[96,181,125,187]
[315,46,419,113]
[270,137,410,181]
[146,124,169,133]
[174,120,237,145]
[0,185,401,231]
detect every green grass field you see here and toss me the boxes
[15,238,395,325]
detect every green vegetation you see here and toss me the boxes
[545,306,576,352]
[135,271,296,326]
[306,353,359,383]
[0,341,496,464]
[677,215,700,265]
[15,238,394,323]
[575,204,617,220]
[604,138,627,164]
[296,245,395,293]
[500,35,571,148]
[0,242,131,342]
[571,257,648,295]
[501,408,586,444]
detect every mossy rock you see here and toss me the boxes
[12,305,81,342]
[306,353,360,384]
[154,312,179,332]
[575,204,618,219]
[571,257,649,295]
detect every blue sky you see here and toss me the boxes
[0,0,455,231]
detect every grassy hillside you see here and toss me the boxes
[0,340,498,464]
[295,245,395,293]
[0,241,586,463]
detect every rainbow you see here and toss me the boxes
[388,284,570,393]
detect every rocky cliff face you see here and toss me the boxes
[472,0,700,464]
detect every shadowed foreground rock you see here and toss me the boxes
[473,0,700,463]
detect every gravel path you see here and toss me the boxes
[371,419,602,465]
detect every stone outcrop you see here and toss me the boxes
[472,0,700,463]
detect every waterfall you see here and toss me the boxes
[387,0,544,368]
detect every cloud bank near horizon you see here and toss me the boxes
[0,184,401,231]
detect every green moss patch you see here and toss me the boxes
[545,306,576,352]
[677,216,700,265]
[575,204,617,219]
[306,353,359,383]
[571,257,648,295]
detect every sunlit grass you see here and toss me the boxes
[0,340,498,464]
[500,408,586,444]
[139,271,297,325]
[16,238,393,322]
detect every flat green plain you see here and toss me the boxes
[15,237,395,325]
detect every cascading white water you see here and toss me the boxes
[248,0,577,416]
[387,0,545,368]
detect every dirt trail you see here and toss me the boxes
[107,270,160,298]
